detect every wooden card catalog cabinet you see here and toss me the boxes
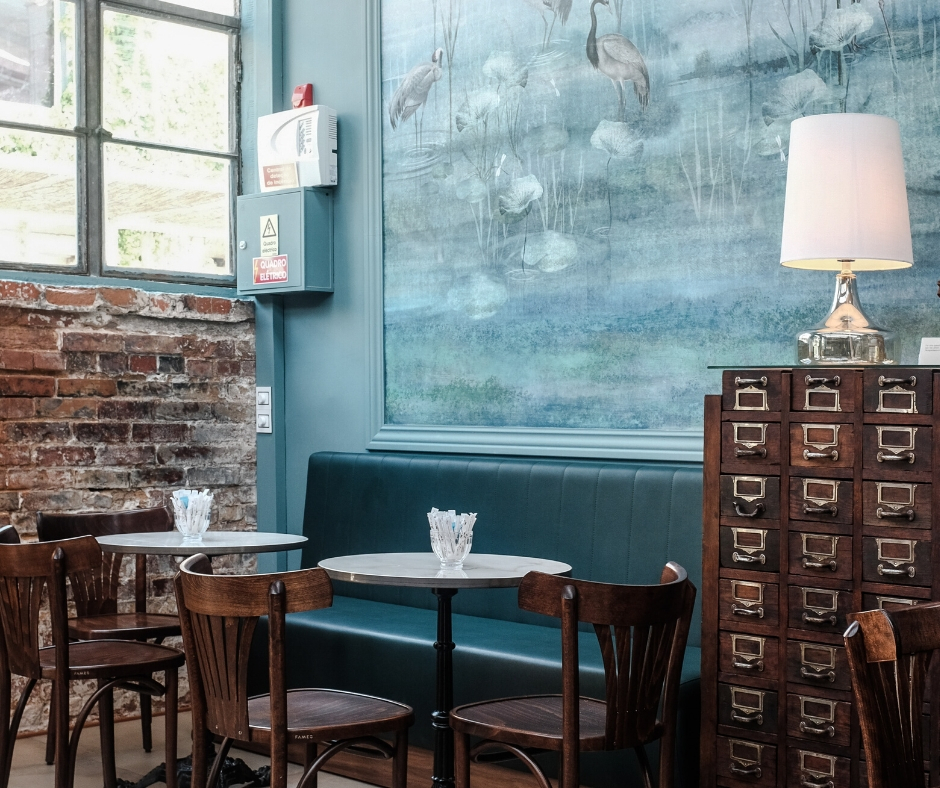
[704,367,940,788]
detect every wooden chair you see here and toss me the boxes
[0,535,184,788]
[175,553,414,788]
[844,601,940,788]
[37,505,179,761]
[449,563,696,788]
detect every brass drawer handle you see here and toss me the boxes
[806,375,840,387]
[799,720,835,737]
[879,375,916,386]
[803,504,838,516]
[732,605,764,618]
[802,612,837,626]
[733,659,764,671]
[877,507,915,521]
[735,376,768,387]
[803,449,839,461]
[878,450,915,463]
[801,780,834,788]
[732,552,765,565]
[731,711,764,725]
[800,666,836,682]
[736,447,767,458]
[730,764,762,778]
[734,501,765,518]
[878,564,915,578]
[802,557,837,571]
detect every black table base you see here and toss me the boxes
[432,587,457,788]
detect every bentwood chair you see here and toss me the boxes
[449,564,696,788]
[175,554,414,788]
[0,535,184,788]
[37,505,179,761]
[845,601,940,788]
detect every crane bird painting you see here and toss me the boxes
[379,0,939,436]
[587,0,649,119]
[389,48,444,147]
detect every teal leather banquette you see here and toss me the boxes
[259,451,703,787]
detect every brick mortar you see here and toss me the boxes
[0,281,258,735]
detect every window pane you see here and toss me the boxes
[164,0,236,15]
[0,0,76,129]
[0,128,77,266]
[102,10,230,152]
[103,143,231,276]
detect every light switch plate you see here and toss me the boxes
[256,386,273,433]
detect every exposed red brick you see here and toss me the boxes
[216,360,241,376]
[20,490,84,511]
[0,327,57,350]
[98,288,138,308]
[73,422,130,443]
[98,400,153,420]
[6,468,73,490]
[149,295,172,312]
[131,423,189,443]
[34,446,96,466]
[124,335,181,354]
[45,287,97,307]
[96,445,156,466]
[0,376,55,397]
[65,352,96,372]
[0,399,34,420]
[57,378,118,397]
[34,397,97,419]
[183,295,233,316]
[2,422,71,443]
[0,446,31,466]
[185,359,213,377]
[131,467,185,486]
[61,332,123,353]
[0,281,40,302]
[129,355,157,373]
[0,350,34,370]
[98,353,128,374]
[32,351,67,371]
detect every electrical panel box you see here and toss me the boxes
[236,188,333,296]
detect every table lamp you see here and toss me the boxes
[780,113,913,365]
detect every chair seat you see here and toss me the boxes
[450,695,610,751]
[39,639,185,680]
[68,612,180,641]
[247,688,414,743]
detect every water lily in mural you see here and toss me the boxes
[447,273,510,319]
[455,88,501,132]
[754,120,791,160]
[810,5,873,53]
[591,120,642,232]
[483,52,528,89]
[761,70,830,125]
[498,175,543,220]
[524,123,569,157]
[524,230,579,272]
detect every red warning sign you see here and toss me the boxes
[253,255,289,284]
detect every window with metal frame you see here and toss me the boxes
[0,0,239,285]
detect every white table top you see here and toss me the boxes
[96,531,308,556]
[318,552,572,589]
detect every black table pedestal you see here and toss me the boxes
[431,587,457,788]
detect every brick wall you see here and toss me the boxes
[0,280,257,733]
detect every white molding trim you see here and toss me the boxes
[363,2,702,465]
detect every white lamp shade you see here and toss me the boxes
[780,113,913,271]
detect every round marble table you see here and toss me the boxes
[96,530,307,556]
[318,552,571,788]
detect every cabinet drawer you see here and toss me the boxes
[786,692,851,747]
[720,527,780,573]
[789,477,853,525]
[717,736,777,787]
[720,631,779,679]
[787,748,851,788]
[788,531,852,581]
[721,475,781,522]
[792,370,858,413]
[787,640,851,691]
[861,591,924,611]
[719,683,778,735]
[863,425,932,474]
[862,481,931,529]
[722,422,780,467]
[790,424,854,469]
[788,585,851,634]
[862,536,932,587]
[722,370,782,413]
[719,579,780,627]
[863,368,931,414]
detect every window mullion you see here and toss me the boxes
[81,0,105,277]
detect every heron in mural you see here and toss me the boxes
[389,48,444,148]
[587,0,649,119]
[523,0,573,49]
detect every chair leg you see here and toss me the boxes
[44,686,56,765]
[98,682,117,788]
[0,673,33,788]
[140,690,153,753]
[392,729,409,788]
[206,737,234,788]
[165,669,178,788]
[454,731,469,788]
[53,677,70,788]
[303,744,317,788]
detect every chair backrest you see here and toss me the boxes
[845,602,940,788]
[0,526,20,546]
[519,563,695,787]
[175,554,334,744]
[37,506,173,616]
[0,536,101,679]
